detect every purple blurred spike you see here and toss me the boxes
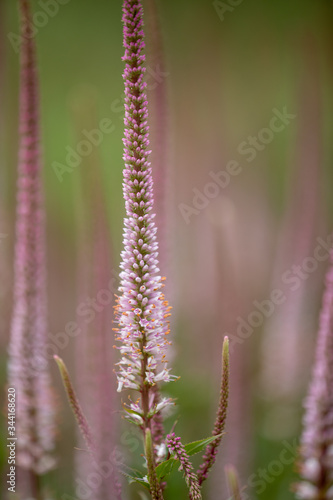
[70,88,121,500]
[295,245,333,499]
[7,0,56,493]
[260,36,322,412]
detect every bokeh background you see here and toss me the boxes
[1,0,333,499]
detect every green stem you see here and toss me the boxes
[141,350,163,499]
[145,429,164,500]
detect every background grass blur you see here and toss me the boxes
[1,0,333,499]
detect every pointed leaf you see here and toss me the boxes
[155,457,178,480]
[121,471,150,490]
[156,434,223,482]
[118,462,150,489]
[184,433,224,456]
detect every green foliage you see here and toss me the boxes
[156,434,223,482]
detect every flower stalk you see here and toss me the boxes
[115,0,176,438]
[145,429,164,500]
[54,355,96,456]
[114,2,177,496]
[197,336,230,484]
[166,433,202,500]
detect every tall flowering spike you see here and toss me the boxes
[7,0,56,479]
[295,247,333,500]
[166,433,202,500]
[115,0,175,418]
[197,337,229,484]
[225,465,242,500]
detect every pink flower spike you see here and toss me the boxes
[115,0,176,420]
[7,0,56,482]
[295,245,333,498]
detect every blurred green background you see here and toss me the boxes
[1,0,333,499]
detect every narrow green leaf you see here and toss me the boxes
[118,463,150,489]
[184,433,224,456]
[124,407,144,418]
[121,472,150,490]
[155,458,178,480]
[155,434,223,482]
[119,463,146,479]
